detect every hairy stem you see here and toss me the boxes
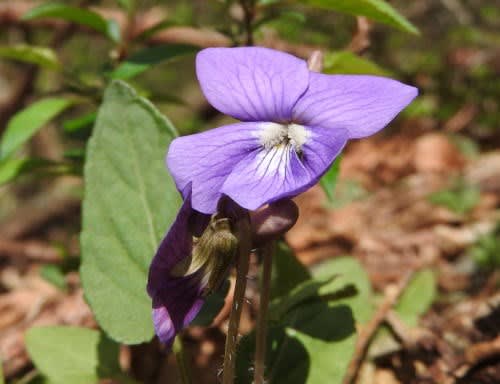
[173,335,192,384]
[222,217,252,384]
[254,241,274,384]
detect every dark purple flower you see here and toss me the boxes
[168,46,418,214]
[148,47,418,345]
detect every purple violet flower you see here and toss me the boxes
[148,46,418,345]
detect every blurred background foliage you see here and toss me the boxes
[0,1,499,383]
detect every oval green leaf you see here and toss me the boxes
[0,98,72,160]
[22,3,121,42]
[298,0,419,34]
[110,44,198,80]
[0,44,60,69]
[25,326,121,384]
[80,80,181,344]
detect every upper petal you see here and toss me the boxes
[292,73,418,139]
[220,124,348,210]
[167,122,262,214]
[196,47,309,122]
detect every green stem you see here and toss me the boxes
[254,241,274,384]
[222,217,252,384]
[173,335,192,384]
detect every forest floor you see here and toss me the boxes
[0,128,499,383]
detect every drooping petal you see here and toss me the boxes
[147,190,209,345]
[196,47,309,122]
[292,73,418,139]
[152,275,205,346]
[220,125,349,210]
[167,122,262,214]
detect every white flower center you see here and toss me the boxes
[258,122,310,153]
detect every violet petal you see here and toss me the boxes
[292,73,418,139]
[220,125,348,210]
[196,47,309,122]
[167,122,261,214]
[147,190,209,345]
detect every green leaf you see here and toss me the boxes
[110,44,198,80]
[297,0,419,34]
[237,258,373,384]
[25,326,121,384]
[319,156,342,204]
[22,3,121,42]
[270,242,310,300]
[0,158,59,185]
[323,52,392,76]
[115,0,132,11]
[0,98,72,160]
[395,269,436,327]
[428,181,480,214]
[63,111,96,134]
[0,44,59,69]
[0,359,4,384]
[40,265,67,291]
[80,80,181,344]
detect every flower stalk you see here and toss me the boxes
[173,335,192,384]
[222,216,252,384]
[253,241,274,384]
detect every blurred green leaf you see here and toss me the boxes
[324,52,392,76]
[0,44,59,69]
[39,265,67,291]
[298,0,419,34]
[63,111,96,134]
[137,20,179,41]
[0,359,4,384]
[0,98,72,160]
[115,0,132,10]
[237,257,373,384]
[0,158,58,186]
[395,269,436,327]
[470,224,500,269]
[271,242,311,300]
[80,81,181,344]
[428,181,480,214]
[320,156,342,204]
[25,326,121,384]
[110,44,198,80]
[22,3,121,42]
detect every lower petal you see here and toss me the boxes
[147,188,210,345]
[152,273,205,346]
[167,123,262,214]
[221,126,348,210]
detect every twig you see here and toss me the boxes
[240,0,255,46]
[222,217,252,384]
[346,16,372,54]
[253,241,274,384]
[0,238,62,262]
[342,270,415,384]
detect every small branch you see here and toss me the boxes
[254,241,274,384]
[0,238,62,262]
[222,217,252,384]
[240,0,255,46]
[342,270,415,384]
[346,16,372,54]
